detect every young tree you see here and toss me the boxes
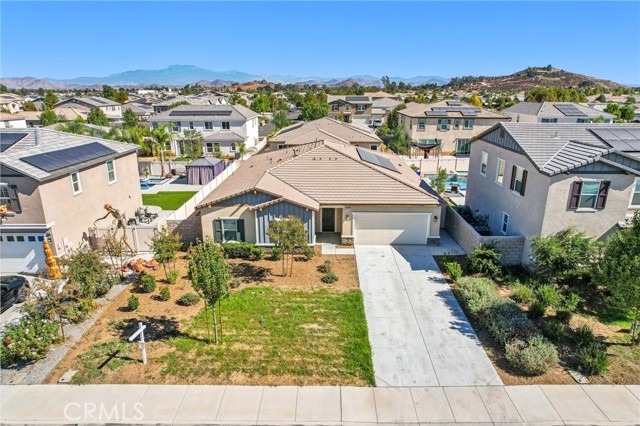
[123,108,139,128]
[267,216,309,277]
[181,129,204,159]
[56,117,86,135]
[87,108,110,126]
[39,109,59,126]
[150,123,175,176]
[272,110,291,130]
[238,141,257,158]
[23,101,38,111]
[386,104,406,130]
[229,93,248,107]
[125,127,152,155]
[431,167,449,194]
[151,228,182,281]
[299,101,328,121]
[386,125,414,155]
[188,239,230,344]
[44,90,59,109]
[595,213,640,344]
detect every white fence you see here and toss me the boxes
[401,155,470,174]
[90,225,160,253]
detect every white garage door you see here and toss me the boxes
[353,212,431,245]
[0,236,46,274]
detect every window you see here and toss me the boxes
[509,165,528,196]
[0,183,21,213]
[230,143,237,152]
[480,151,488,176]
[16,236,24,242]
[344,104,351,111]
[189,122,194,130]
[6,236,15,242]
[332,104,340,112]
[214,219,245,242]
[418,118,426,131]
[569,180,610,210]
[453,119,460,129]
[28,236,36,242]
[501,212,510,235]
[576,118,589,123]
[631,179,640,207]
[37,236,44,242]
[205,143,214,153]
[106,160,117,184]
[222,122,230,130]
[541,118,558,123]
[369,144,378,150]
[357,104,366,112]
[464,119,474,129]
[205,121,213,130]
[152,122,158,128]
[70,172,82,195]
[438,119,450,130]
[495,158,505,185]
[456,139,470,155]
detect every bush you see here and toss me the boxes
[177,293,201,306]
[529,299,548,318]
[250,246,265,260]
[529,228,595,283]
[468,245,502,278]
[505,336,559,375]
[556,310,573,324]
[61,249,112,300]
[270,247,283,261]
[576,343,609,375]
[63,299,95,323]
[321,271,339,283]
[484,300,536,346]
[574,324,597,348]
[1,309,62,366]
[510,282,534,303]
[535,284,561,308]
[454,277,498,316]
[127,295,140,311]
[159,285,171,301]
[166,269,179,285]
[222,242,263,259]
[139,274,157,293]
[303,246,315,261]
[443,261,462,282]
[543,319,566,341]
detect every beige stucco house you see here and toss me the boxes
[465,122,640,266]
[0,128,142,273]
[196,141,445,246]
[502,102,615,123]
[55,96,123,123]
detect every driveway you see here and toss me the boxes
[355,245,501,387]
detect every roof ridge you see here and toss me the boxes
[264,141,326,173]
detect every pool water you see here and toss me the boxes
[140,178,169,189]
[426,172,468,191]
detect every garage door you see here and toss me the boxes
[0,235,46,274]
[353,212,431,245]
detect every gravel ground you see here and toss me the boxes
[0,276,134,385]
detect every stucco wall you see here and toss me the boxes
[0,172,46,224]
[199,204,257,242]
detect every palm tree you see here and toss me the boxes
[387,125,415,156]
[126,127,153,155]
[238,142,257,158]
[55,118,86,135]
[150,123,175,176]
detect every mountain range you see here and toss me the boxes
[0,65,449,89]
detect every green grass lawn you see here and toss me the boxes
[162,287,374,385]
[142,191,197,210]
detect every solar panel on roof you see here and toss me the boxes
[446,100,463,106]
[169,110,232,116]
[0,132,28,152]
[356,147,398,173]
[590,127,640,152]
[345,96,369,102]
[21,142,116,172]
[554,104,587,117]
[89,97,107,105]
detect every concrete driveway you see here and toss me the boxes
[355,245,501,387]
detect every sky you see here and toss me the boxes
[1,1,639,84]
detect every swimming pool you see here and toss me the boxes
[140,178,169,190]
[425,172,468,191]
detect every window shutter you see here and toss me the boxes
[596,181,610,209]
[520,170,528,196]
[509,165,517,190]
[213,220,222,242]
[237,219,245,242]
[569,181,582,209]
[8,185,21,213]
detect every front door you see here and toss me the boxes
[321,208,335,232]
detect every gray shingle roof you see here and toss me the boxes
[151,104,259,122]
[503,102,616,119]
[56,96,120,108]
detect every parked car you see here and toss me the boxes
[1,275,29,313]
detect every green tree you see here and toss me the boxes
[238,141,257,157]
[469,94,483,107]
[114,88,128,103]
[102,85,117,99]
[44,90,59,109]
[604,102,620,117]
[126,127,152,155]
[620,105,635,121]
[625,96,636,104]
[39,109,59,126]
[123,108,139,128]
[56,117,86,135]
[386,124,414,155]
[429,92,439,103]
[229,93,248,107]
[386,104,406,130]
[0,83,7,93]
[299,101,328,121]
[150,123,175,176]
[272,110,291,130]
[595,213,640,343]
[250,93,271,113]
[597,94,607,102]
[188,239,230,344]
[87,108,109,126]
[530,228,596,284]
[431,167,448,193]
[181,129,204,159]
[150,228,182,281]
[23,101,38,111]
[267,216,309,277]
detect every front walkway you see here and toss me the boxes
[355,245,500,386]
[1,384,638,425]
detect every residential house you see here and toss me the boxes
[364,91,399,100]
[152,94,228,114]
[0,113,27,129]
[465,123,640,266]
[195,141,445,246]
[327,95,374,127]
[267,117,383,151]
[502,102,615,123]
[149,104,260,157]
[0,128,142,273]
[122,102,153,121]
[398,100,509,156]
[54,96,123,123]
[0,93,25,114]
[20,107,88,128]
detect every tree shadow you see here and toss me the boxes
[231,262,273,283]
[116,315,181,341]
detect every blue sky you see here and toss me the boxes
[2,1,639,83]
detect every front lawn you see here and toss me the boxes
[142,191,197,210]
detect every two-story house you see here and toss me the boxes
[502,102,615,123]
[0,128,142,274]
[0,113,27,129]
[398,100,509,156]
[150,104,260,157]
[327,95,374,127]
[152,94,229,114]
[465,123,640,266]
[54,96,123,123]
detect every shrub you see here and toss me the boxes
[222,242,262,259]
[270,247,283,261]
[510,282,534,303]
[454,277,498,316]
[574,324,597,348]
[139,274,157,293]
[505,336,559,375]
[543,319,566,341]
[556,310,573,324]
[250,246,265,260]
[63,299,95,323]
[321,271,339,283]
[443,261,462,282]
[576,343,609,375]
[529,228,595,283]
[127,295,140,311]
[535,285,561,308]
[159,285,171,301]
[484,300,536,346]
[61,249,112,300]
[166,269,179,285]
[177,293,201,306]
[529,299,548,318]
[468,245,502,278]
[230,278,242,289]
[303,246,316,261]
[322,259,333,274]
[1,309,62,366]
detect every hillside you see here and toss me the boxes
[447,66,622,91]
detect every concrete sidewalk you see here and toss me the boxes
[1,384,638,425]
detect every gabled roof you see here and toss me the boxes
[398,100,508,119]
[185,157,224,167]
[56,96,120,108]
[196,141,442,211]
[151,104,258,122]
[327,95,374,104]
[270,117,382,145]
[503,102,616,119]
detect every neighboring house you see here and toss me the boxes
[502,102,615,123]
[195,141,445,246]
[398,100,509,156]
[465,122,640,266]
[364,91,399,100]
[371,97,401,127]
[267,117,383,151]
[0,128,142,274]
[0,93,25,113]
[150,104,260,157]
[122,102,153,121]
[0,113,27,129]
[152,94,228,114]
[327,95,374,127]
[20,107,88,128]
[54,96,123,123]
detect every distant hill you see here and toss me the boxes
[447,66,622,91]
